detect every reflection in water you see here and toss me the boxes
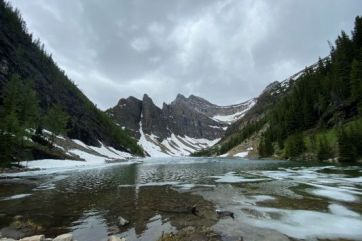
[0,158,361,241]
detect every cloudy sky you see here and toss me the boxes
[9,0,362,109]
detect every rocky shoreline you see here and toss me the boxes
[0,234,126,241]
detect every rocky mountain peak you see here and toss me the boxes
[108,93,255,156]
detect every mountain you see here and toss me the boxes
[108,94,255,156]
[0,1,143,165]
[196,16,362,162]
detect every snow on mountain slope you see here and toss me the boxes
[211,99,256,124]
[138,121,170,157]
[138,130,220,157]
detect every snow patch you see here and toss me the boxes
[211,99,256,124]
[138,121,170,157]
[138,128,220,157]
[234,151,248,158]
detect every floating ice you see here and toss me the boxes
[328,204,360,217]
[210,172,270,183]
[310,188,358,202]
[1,193,32,201]
[247,207,362,240]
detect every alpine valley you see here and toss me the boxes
[1,2,362,241]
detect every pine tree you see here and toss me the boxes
[352,16,362,49]
[264,136,274,157]
[18,80,39,129]
[350,59,362,103]
[285,133,305,159]
[258,138,266,157]
[317,137,332,161]
[44,105,69,145]
[338,128,356,162]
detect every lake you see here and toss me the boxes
[0,157,362,241]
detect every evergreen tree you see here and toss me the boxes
[350,59,362,104]
[285,133,305,159]
[352,16,362,49]
[18,80,39,128]
[337,128,356,162]
[258,138,266,157]
[44,105,69,144]
[317,137,332,161]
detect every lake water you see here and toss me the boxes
[0,157,362,241]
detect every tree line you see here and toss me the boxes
[258,16,362,162]
[0,74,69,166]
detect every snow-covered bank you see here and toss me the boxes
[0,136,140,177]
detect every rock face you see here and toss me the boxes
[108,94,255,156]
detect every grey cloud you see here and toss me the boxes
[9,0,362,109]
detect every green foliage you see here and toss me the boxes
[44,105,69,144]
[18,81,40,128]
[218,119,265,155]
[350,59,362,105]
[337,120,362,162]
[0,74,40,164]
[285,133,305,159]
[258,135,274,158]
[257,17,362,161]
[337,128,356,162]
[317,137,333,161]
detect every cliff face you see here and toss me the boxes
[108,94,255,156]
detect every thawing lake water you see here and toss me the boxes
[0,157,362,241]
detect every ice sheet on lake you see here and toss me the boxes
[328,204,360,217]
[310,188,358,202]
[210,172,270,183]
[247,206,362,240]
[253,166,362,202]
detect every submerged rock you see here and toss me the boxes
[216,210,234,219]
[118,216,129,226]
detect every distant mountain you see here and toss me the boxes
[0,1,143,164]
[107,94,255,156]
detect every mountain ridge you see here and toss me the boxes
[108,93,255,156]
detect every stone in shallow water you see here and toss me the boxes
[118,216,129,226]
[19,235,44,241]
[107,235,125,241]
[53,233,73,241]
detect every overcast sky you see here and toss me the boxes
[9,0,362,109]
